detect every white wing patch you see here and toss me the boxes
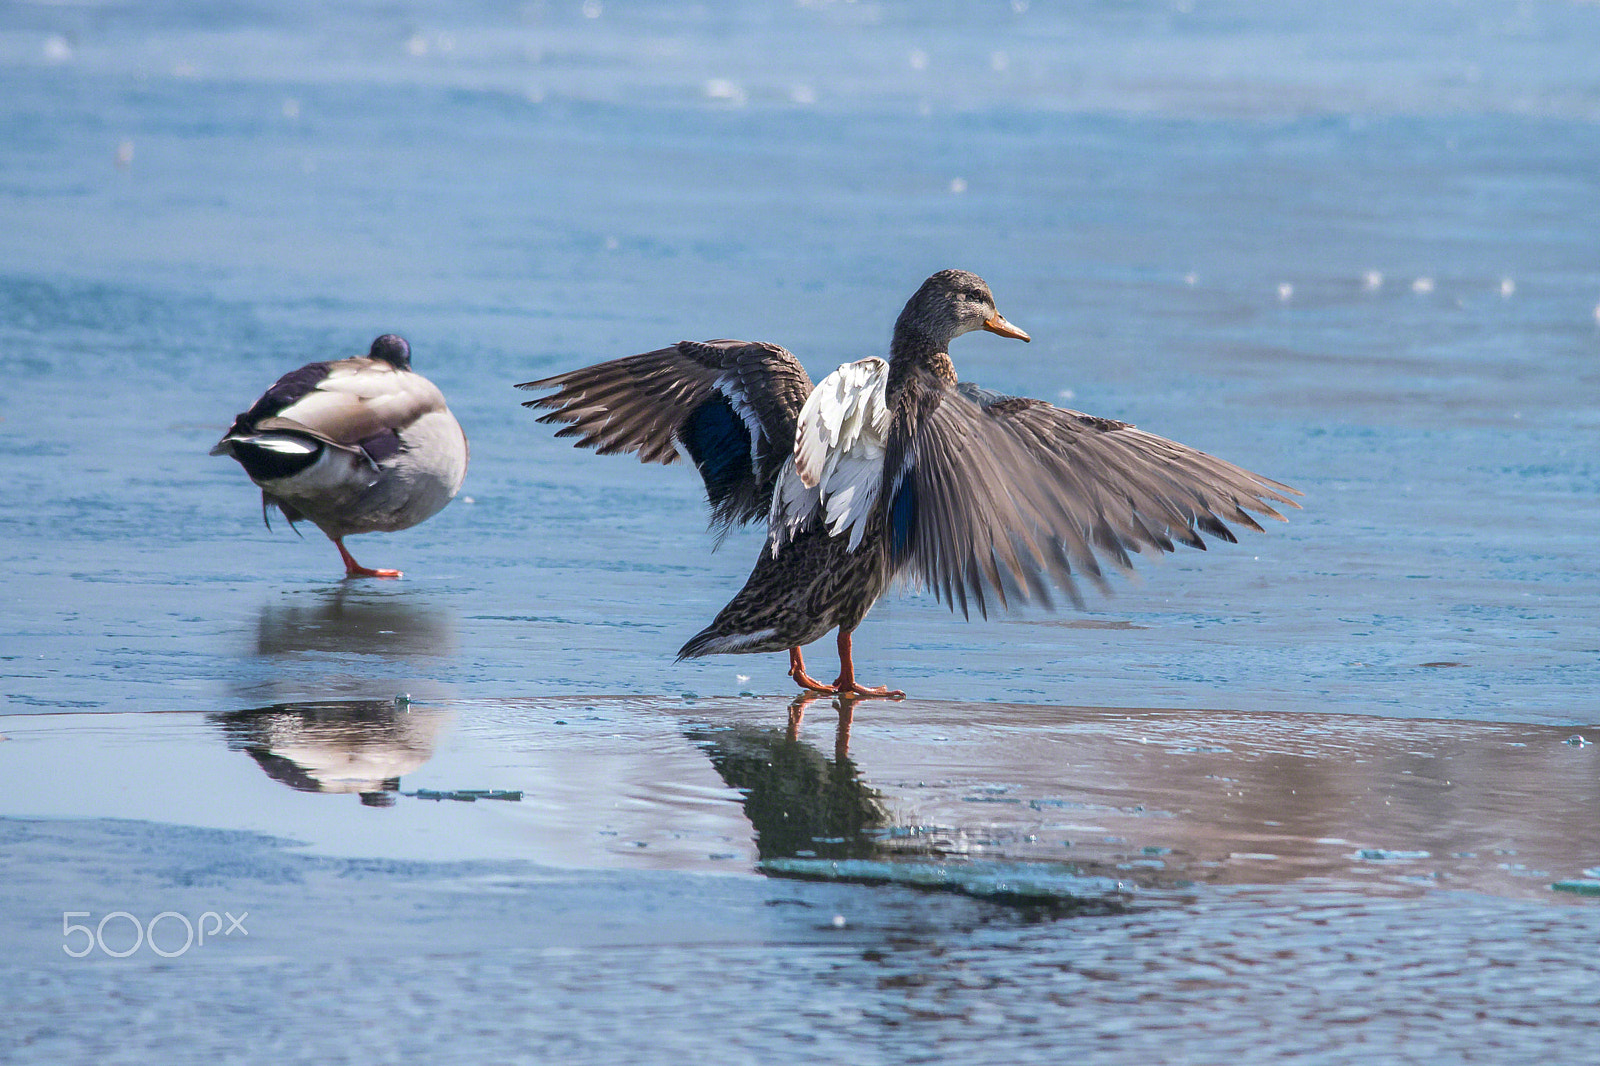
[249,435,318,456]
[769,357,890,553]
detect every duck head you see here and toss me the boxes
[368,334,413,370]
[893,269,1031,353]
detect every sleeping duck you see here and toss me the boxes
[212,334,469,578]
[520,270,1298,696]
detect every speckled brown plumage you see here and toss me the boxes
[678,517,893,658]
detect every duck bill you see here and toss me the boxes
[983,314,1030,342]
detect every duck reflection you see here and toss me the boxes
[686,694,891,861]
[254,586,456,658]
[210,698,450,807]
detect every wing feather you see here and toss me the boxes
[519,339,813,531]
[888,377,1300,616]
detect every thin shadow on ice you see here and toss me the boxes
[229,586,460,707]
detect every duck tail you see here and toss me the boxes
[676,623,781,661]
[219,433,324,482]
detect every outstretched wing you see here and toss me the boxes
[883,374,1301,617]
[518,340,813,533]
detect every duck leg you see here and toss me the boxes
[831,629,905,699]
[335,538,402,579]
[787,647,836,693]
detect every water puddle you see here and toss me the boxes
[3,696,1594,909]
[684,696,1600,907]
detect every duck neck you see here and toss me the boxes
[888,326,957,396]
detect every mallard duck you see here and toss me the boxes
[211,334,469,578]
[520,270,1299,695]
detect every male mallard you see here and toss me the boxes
[212,334,468,578]
[520,270,1298,695]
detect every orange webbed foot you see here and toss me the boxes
[787,647,838,693]
[336,540,402,579]
[831,679,905,700]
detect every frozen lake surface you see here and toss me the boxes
[2,0,1599,1061]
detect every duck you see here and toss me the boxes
[211,334,469,578]
[519,270,1299,696]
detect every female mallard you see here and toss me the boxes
[212,334,469,578]
[520,270,1298,696]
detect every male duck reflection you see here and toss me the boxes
[211,698,450,808]
[212,335,469,577]
[521,270,1299,696]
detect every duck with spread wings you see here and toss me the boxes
[519,270,1299,697]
